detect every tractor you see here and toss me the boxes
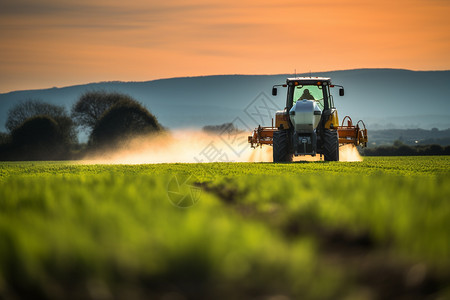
[248,77,367,162]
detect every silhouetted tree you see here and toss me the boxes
[393,140,404,147]
[203,123,241,134]
[0,132,9,145]
[10,116,69,160]
[71,91,137,132]
[361,143,448,156]
[445,146,450,155]
[7,100,64,131]
[428,144,443,155]
[397,145,415,156]
[5,100,77,145]
[89,99,162,148]
[0,132,11,160]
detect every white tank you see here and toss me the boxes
[289,100,322,133]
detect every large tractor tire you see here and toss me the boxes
[273,130,293,163]
[323,129,339,161]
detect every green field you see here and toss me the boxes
[0,157,449,299]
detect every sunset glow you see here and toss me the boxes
[1,0,449,92]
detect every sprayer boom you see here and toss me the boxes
[337,116,368,147]
[248,115,367,148]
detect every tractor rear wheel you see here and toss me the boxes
[323,129,339,161]
[273,130,292,163]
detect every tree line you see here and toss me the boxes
[0,91,162,160]
[360,140,450,156]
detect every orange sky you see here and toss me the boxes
[1,0,449,93]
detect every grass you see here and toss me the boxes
[0,156,449,299]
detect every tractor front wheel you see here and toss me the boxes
[323,129,339,161]
[273,130,292,163]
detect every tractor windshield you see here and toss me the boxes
[293,85,325,110]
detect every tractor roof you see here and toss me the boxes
[286,77,331,85]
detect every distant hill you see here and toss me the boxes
[1,69,449,140]
[368,128,450,147]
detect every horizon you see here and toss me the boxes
[1,0,449,93]
[2,67,450,94]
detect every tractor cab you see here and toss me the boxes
[282,77,339,110]
[272,77,344,132]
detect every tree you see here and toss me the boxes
[202,123,240,134]
[11,116,69,160]
[0,132,9,145]
[393,140,404,147]
[6,100,65,131]
[5,100,77,145]
[71,91,137,132]
[89,99,162,148]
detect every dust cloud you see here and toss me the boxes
[339,144,363,162]
[82,130,362,164]
[82,130,272,164]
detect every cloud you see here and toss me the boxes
[0,0,449,92]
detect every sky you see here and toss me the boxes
[1,0,449,93]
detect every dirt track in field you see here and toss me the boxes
[202,182,445,300]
